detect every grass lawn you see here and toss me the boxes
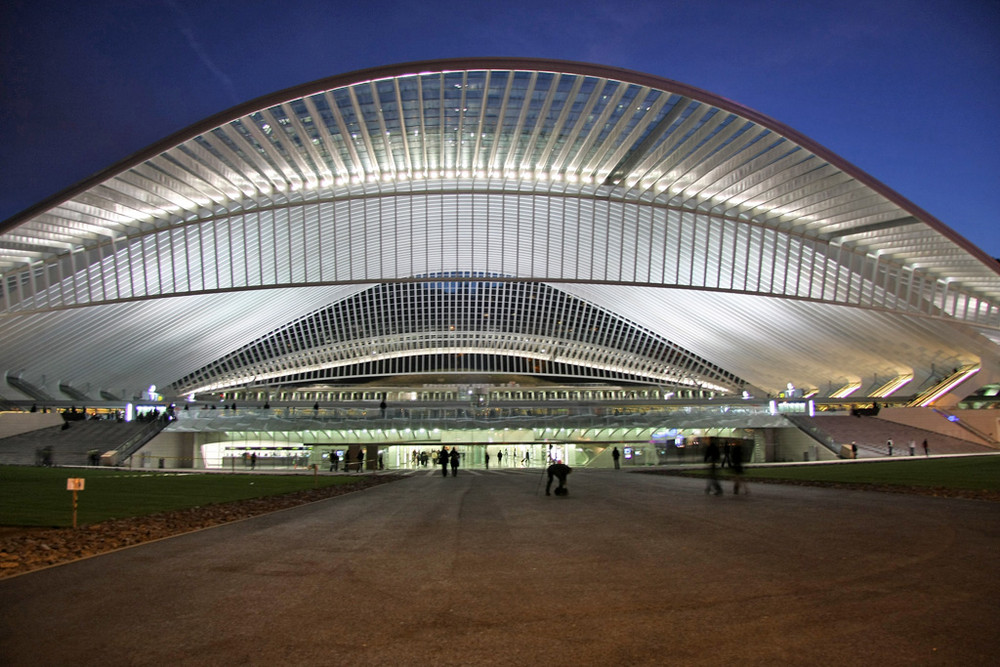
[0,466,369,528]
[737,455,1000,492]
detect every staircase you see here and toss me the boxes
[0,419,165,466]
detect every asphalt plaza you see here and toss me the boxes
[2,467,998,666]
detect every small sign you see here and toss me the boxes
[67,478,85,491]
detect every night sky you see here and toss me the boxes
[2,0,997,258]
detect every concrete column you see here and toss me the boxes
[755,428,777,462]
[346,444,362,472]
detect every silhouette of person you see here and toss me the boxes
[329,451,339,472]
[704,441,722,495]
[250,452,257,470]
[484,451,490,469]
[440,446,449,477]
[546,461,571,496]
[923,439,929,456]
[357,449,365,472]
[731,441,748,495]
[449,448,460,476]
[887,439,893,456]
[496,450,503,467]
[611,446,621,469]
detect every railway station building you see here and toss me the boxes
[1,58,998,469]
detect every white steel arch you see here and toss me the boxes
[1,58,998,402]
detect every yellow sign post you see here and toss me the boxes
[66,478,85,528]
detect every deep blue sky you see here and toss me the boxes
[2,0,997,258]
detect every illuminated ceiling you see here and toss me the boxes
[1,58,998,403]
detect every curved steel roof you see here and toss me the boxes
[1,58,998,402]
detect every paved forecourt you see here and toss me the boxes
[1,467,998,666]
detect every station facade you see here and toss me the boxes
[2,59,998,467]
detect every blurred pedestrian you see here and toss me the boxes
[704,441,722,495]
[731,442,748,495]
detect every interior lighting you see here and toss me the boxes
[830,381,862,399]
[871,373,913,398]
[917,365,980,407]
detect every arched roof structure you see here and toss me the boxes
[1,58,998,404]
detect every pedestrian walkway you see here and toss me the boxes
[400,466,543,477]
[1,469,998,665]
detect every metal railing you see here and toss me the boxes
[112,420,169,464]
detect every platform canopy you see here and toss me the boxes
[1,58,998,404]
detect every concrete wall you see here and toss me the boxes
[0,412,63,439]
[770,427,840,463]
[877,408,998,447]
[130,431,196,468]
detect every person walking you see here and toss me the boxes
[704,441,722,495]
[329,450,339,472]
[449,448,460,476]
[887,439,893,456]
[923,439,930,456]
[731,441,748,495]
[612,446,621,469]
[496,450,503,467]
[440,446,450,477]
[484,451,490,469]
